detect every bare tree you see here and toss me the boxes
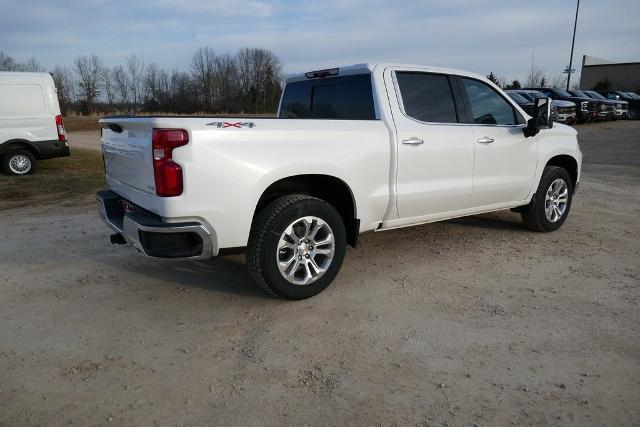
[126,54,145,109]
[191,47,217,111]
[113,65,129,110]
[0,51,18,70]
[0,52,42,72]
[73,54,103,112]
[143,62,160,109]
[570,79,581,90]
[22,57,43,72]
[214,53,238,112]
[525,66,547,87]
[236,47,283,113]
[550,74,566,89]
[50,66,74,115]
[102,67,116,108]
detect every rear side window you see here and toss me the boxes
[0,84,46,115]
[461,78,519,125]
[396,72,458,123]
[279,74,376,120]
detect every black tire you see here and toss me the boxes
[521,166,573,232]
[2,150,37,176]
[247,194,347,299]
[629,108,640,121]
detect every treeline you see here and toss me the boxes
[0,47,284,116]
[484,66,582,91]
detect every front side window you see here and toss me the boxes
[395,72,458,123]
[461,78,519,125]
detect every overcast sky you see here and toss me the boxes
[2,0,639,81]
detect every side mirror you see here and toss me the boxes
[524,97,553,138]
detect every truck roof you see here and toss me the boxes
[286,63,487,83]
[0,71,52,77]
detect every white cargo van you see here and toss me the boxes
[0,72,70,175]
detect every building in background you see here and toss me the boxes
[580,55,640,92]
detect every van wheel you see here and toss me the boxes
[2,150,37,176]
[247,194,347,299]
[521,166,573,232]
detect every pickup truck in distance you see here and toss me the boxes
[97,64,582,299]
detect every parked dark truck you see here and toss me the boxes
[579,90,628,120]
[569,90,613,121]
[598,91,640,120]
[509,90,576,125]
[525,87,597,124]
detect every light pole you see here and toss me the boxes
[566,0,580,90]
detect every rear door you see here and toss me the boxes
[456,76,537,207]
[0,75,54,142]
[387,69,475,219]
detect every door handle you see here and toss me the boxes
[402,137,424,145]
[477,136,494,144]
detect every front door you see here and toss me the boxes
[457,77,538,207]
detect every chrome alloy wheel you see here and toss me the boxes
[276,216,335,285]
[545,178,569,223]
[9,154,32,174]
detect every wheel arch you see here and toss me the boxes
[0,139,41,159]
[545,154,578,190]
[252,174,360,247]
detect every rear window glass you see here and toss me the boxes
[0,84,46,115]
[396,72,458,123]
[279,74,376,120]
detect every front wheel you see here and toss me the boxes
[247,194,347,299]
[521,166,573,232]
[628,108,640,120]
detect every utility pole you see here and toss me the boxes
[566,0,580,90]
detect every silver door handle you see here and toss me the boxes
[402,137,424,145]
[477,136,494,144]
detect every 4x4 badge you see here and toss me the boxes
[206,121,256,128]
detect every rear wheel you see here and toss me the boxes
[247,194,347,299]
[521,166,573,232]
[2,150,37,176]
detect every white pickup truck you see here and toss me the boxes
[97,63,581,299]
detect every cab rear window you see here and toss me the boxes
[279,74,376,120]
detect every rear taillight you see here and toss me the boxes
[152,129,189,197]
[55,115,66,142]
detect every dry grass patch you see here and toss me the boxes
[0,149,105,210]
[63,115,101,132]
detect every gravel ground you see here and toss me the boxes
[1,121,639,426]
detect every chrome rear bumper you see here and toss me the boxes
[96,190,215,260]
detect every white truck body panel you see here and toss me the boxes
[99,63,582,255]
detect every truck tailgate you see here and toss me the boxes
[101,120,156,196]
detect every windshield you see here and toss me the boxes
[585,91,606,100]
[626,92,640,99]
[553,89,574,97]
[571,90,589,98]
[526,91,546,100]
[506,92,529,103]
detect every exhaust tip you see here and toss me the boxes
[110,233,127,245]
